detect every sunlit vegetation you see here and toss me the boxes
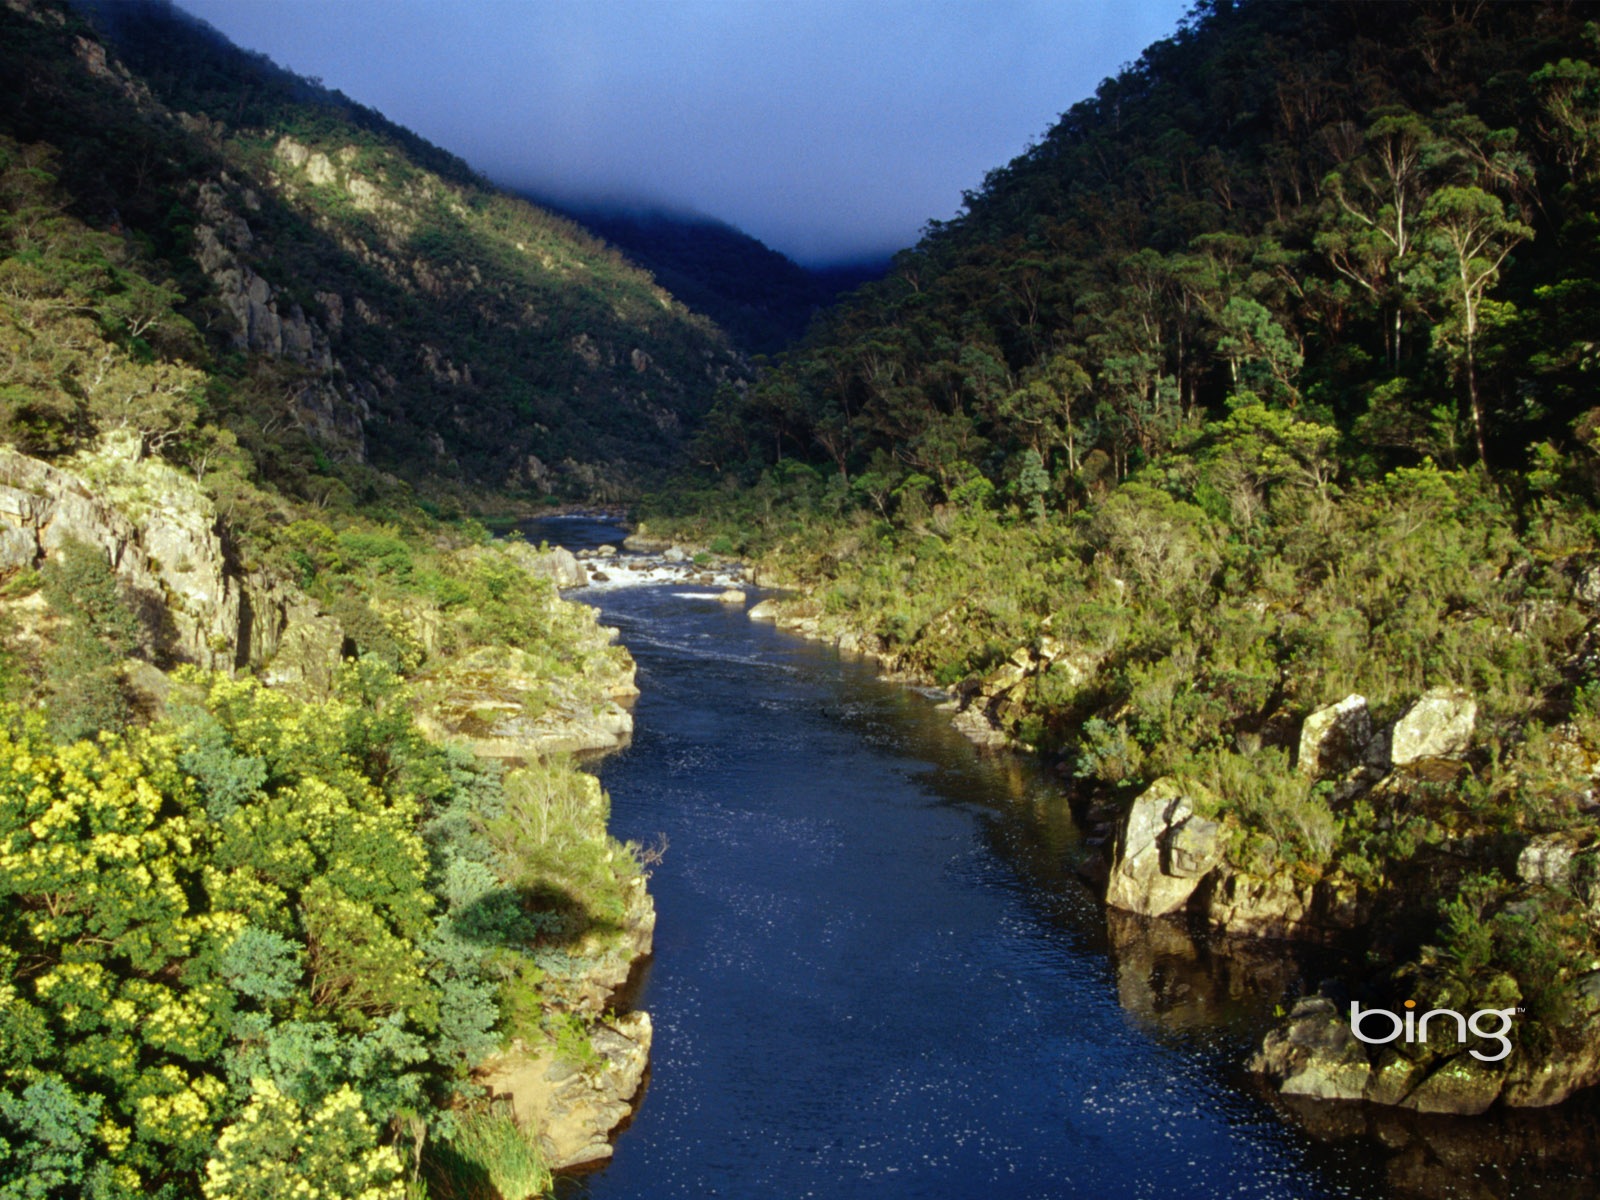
[0,662,643,1197]
[646,0,1600,1058]
[0,2,670,1192]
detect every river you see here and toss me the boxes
[526,516,1600,1200]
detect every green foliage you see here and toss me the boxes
[39,538,139,654]
[425,1107,550,1200]
[201,1080,404,1200]
[0,662,633,1196]
[1179,746,1336,871]
[0,1076,106,1200]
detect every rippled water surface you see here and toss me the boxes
[525,516,1600,1200]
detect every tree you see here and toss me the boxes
[1319,109,1455,370]
[1420,185,1533,466]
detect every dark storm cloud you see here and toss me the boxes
[176,0,1192,264]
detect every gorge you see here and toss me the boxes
[4,0,1600,1196]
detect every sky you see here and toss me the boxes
[176,0,1194,266]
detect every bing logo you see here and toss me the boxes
[1349,998,1518,1062]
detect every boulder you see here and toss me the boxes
[1298,694,1372,777]
[662,545,688,563]
[748,598,781,621]
[1105,777,1223,917]
[1517,832,1582,890]
[497,541,588,589]
[1390,687,1476,765]
[621,531,672,552]
[1400,1055,1503,1116]
[717,589,746,605]
[1574,562,1600,609]
[1248,996,1373,1101]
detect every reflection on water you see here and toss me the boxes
[1105,910,1307,1035]
[1272,1088,1600,1200]
[519,519,1600,1200]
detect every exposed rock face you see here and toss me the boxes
[1248,997,1502,1114]
[1202,868,1369,943]
[1518,833,1579,889]
[1252,981,1600,1114]
[1390,687,1477,765]
[513,542,588,590]
[413,645,636,760]
[191,181,369,463]
[0,448,227,666]
[1298,694,1372,777]
[482,1012,652,1171]
[1203,870,1312,940]
[257,605,346,698]
[1105,777,1222,917]
[0,445,331,675]
[478,872,656,1170]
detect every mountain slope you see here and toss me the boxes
[2,0,743,500]
[650,0,1600,1119]
[529,199,886,355]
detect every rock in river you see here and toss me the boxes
[1105,777,1222,917]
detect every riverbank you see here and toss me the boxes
[621,502,1600,1124]
[549,570,1600,1200]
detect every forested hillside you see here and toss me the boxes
[3,0,742,502]
[651,0,1600,1115]
[0,1,670,1194]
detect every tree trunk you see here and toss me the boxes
[1465,333,1488,468]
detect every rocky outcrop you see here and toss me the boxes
[0,444,339,679]
[1104,777,1223,917]
[480,1011,652,1171]
[256,604,346,697]
[1201,867,1369,943]
[1249,997,1378,1103]
[509,541,589,590]
[478,870,656,1170]
[1248,997,1501,1114]
[1252,973,1600,1114]
[0,446,231,667]
[413,644,636,760]
[192,182,369,460]
[1390,687,1477,765]
[1298,694,1372,777]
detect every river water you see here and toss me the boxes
[525,516,1600,1200]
